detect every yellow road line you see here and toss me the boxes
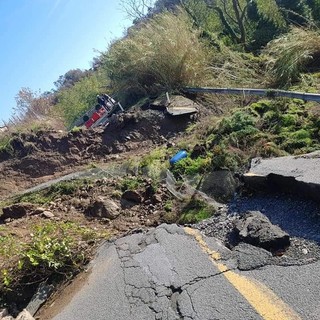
[184,227,301,320]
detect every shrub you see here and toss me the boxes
[172,156,211,176]
[102,10,212,103]
[55,72,105,128]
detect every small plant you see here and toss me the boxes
[0,135,13,155]
[0,220,109,309]
[120,176,144,192]
[172,156,211,176]
[164,200,173,212]
[179,197,216,224]
[70,126,82,133]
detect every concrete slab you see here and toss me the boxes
[166,96,198,116]
[244,151,320,202]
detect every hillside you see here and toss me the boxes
[2,0,320,317]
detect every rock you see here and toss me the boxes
[29,207,46,216]
[0,309,9,318]
[26,282,54,316]
[1,316,14,320]
[41,211,55,219]
[152,194,162,204]
[200,170,238,202]
[15,309,34,320]
[234,211,290,251]
[121,190,142,204]
[84,197,120,219]
[144,185,155,199]
[1,203,35,220]
[234,243,272,270]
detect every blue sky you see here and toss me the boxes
[0,0,135,124]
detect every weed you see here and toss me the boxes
[120,177,144,192]
[70,126,82,133]
[179,197,216,224]
[172,156,211,176]
[164,200,173,212]
[0,135,13,155]
[0,221,109,309]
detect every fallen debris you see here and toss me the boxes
[233,211,290,252]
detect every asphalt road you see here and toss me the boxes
[51,224,320,320]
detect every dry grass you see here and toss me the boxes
[103,9,213,100]
[264,27,320,87]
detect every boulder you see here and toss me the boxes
[1,203,35,220]
[84,197,120,219]
[200,170,238,202]
[121,190,142,204]
[234,211,290,251]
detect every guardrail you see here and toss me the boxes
[183,87,320,103]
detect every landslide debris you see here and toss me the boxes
[0,108,195,199]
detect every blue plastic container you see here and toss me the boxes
[169,150,188,165]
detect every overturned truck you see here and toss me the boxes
[75,94,124,129]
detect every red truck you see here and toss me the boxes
[82,94,123,129]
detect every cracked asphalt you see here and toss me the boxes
[52,224,320,320]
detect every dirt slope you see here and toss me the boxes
[0,109,194,199]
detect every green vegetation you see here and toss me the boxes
[170,97,320,173]
[139,147,169,180]
[119,176,145,192]
[0,221,109,309]
[172,155,211,176]
[55,72,105,128]
[0,135,13,155]
[179,197,217,224]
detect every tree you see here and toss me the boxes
[202,0,286,46]
[307,0,320,22]
[54,69,89,90]
[120,0,155,20]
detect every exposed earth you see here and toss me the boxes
[1,97,320,319]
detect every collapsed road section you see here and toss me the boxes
[44,224,320,320]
